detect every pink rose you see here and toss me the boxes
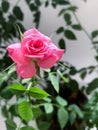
[7,28,64,78]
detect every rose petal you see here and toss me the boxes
[16,63,36,78]
[24,28,40,37]
[38,54,59,69]
[7,43,30,64]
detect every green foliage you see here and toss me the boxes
[64,29,77,40]
[29,87,50,99]
[5,119,17,130]
[57,107,69,129]
[49,73,59,93]
[18,100,33,123]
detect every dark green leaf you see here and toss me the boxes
[80,70,87,79]
[38,121,50,130]
[9,104,18,117]
[45,1,49,7]
[91,30,98,38]
[30,4,38,11]
[69,80,79,92]
[56,27,64,34]
[56,96,68,106]
[29,87,50,99]
[72,24,82,30]
[1,105,9,118]
[35,0,41,6]
[49,73,59,93]
[58,38,66,50]
[18,101,33,123]
[69,111,77,125]
[2,1,10,13]
[20,126,35,130]
[58,9,66,16]
[58,108,69,130]
[64,13,71,25]
[44,103,54,114]
[5,119,17,130]
[86,78,98,94]
[0,88,13,99]
[95,55,98,61]
[13,6,23,21]
[67,6,78,12]
[64,30,77,40]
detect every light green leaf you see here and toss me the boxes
[56,96,68,106]
[29,87,50,99]
[68,104,83,118]
[44,103,54,114]
[18,101,33,123]
[49,73,59,93]
[69,111,77,125]
[57,108,69,130]
[8,83,26,95]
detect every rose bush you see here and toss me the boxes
[7,28,64,78]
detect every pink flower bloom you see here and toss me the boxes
[7,28,64,78]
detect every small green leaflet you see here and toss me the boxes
[49,73,59,93]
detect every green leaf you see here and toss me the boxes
[18,101,33,123]
[68,79,79,92]
[91,30,98,38]
[69,111,77,125]
[69,104,83,118]
[56,27,64,34]
[5,119,17,130]
[72,24,82,30]
[64,30,77,40]
[29,87,50,99]
[57,70,69,83]
[58,9,66,16]
[44,103,54,114]
[58,38,66,50]
[13,6,23,21]
[8,83,26,95]
[38,121,50,130]
[1,105,9,118]
[86,78,98,94]
[20,126,36,130]
[32,107,42,119]
[56,96,68,106]
[80,70,87,79]
[64,13,71,25]
[57,108,69,130]
[49,73,59,93]
[2,1,10,13]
